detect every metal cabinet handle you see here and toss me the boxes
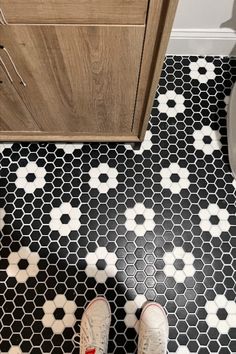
[0,45,26,86]
[0,8,8,25]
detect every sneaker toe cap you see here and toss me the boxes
[86,297,111,318]
[141,303,168,329]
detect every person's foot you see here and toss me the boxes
[79,297,111,354]
[138,302,169,354]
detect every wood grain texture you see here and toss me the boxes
[0,25,145,136]
[0,64,39,131]
[0,0,148,25]
[132,0,179,139]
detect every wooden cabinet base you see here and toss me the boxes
[0,132,140,142]
[0,0,178,142]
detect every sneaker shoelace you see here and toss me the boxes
[140,328,166,354]
[73,315,110,354]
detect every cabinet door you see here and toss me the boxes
[0,0,148,25]
[0,25,145,138]
[0,65,39,132]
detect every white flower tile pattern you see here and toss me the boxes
[49,202,81,235]
[163,247,195,283]
[199,203,230,237]
[189,58,216,83]
[42,295,76,334]
[160,163,190,194]
[205,295,236,334]
[124,203,155,236]
[0,56,236,354]
[6,247,39,283]
[85,247,118,283]
[157,90,185,117]
[15,161,46,193]
[193,126,222,155]
[88,163,118,193]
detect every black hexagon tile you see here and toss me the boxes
[0,56,236,354]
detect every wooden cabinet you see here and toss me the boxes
[0,65,38,131]
[0,0,148,24]
[1,25,145,137]
[0,0,178,142]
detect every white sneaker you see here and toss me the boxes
[138,302,169,354]
[79,297,111,354]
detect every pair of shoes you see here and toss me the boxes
[78,297,168,354]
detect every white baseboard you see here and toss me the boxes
[167,29,236,56]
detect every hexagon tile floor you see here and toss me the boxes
[0,56,236,354]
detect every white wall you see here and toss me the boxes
[167,0,236,55]
[173,0,235,29]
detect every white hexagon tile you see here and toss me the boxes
[0,56,236,354]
